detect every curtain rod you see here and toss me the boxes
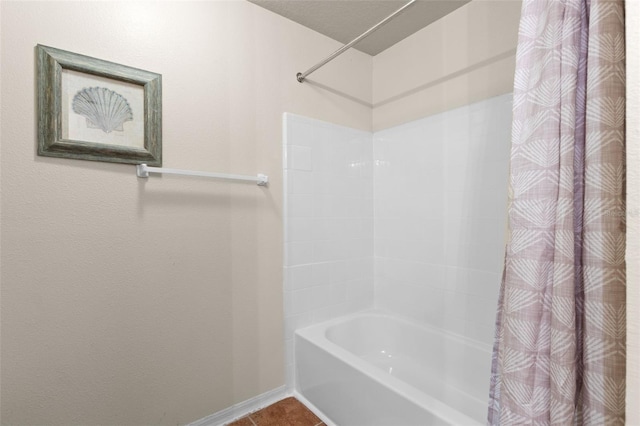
[296,0,417,83]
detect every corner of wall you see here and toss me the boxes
[371,0,521,131]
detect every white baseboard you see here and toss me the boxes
[188,385,289,426]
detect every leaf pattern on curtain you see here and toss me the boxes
[488,0,626,424]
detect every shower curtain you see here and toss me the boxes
[488,0,626,424]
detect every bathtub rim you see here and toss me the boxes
[295,309,487,426]
[319,308,493,353]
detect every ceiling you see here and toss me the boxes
[247,0,471,56]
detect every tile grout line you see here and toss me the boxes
[247,415,258,426]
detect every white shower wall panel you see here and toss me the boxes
[373,93,512,345]
[283,113,375,389]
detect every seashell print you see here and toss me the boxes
[72,87,133,133]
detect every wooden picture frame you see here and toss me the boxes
[37,45,162,166]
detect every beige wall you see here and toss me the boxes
[0,1,371,425]
[626,0,639,423]
[372,0,522,131]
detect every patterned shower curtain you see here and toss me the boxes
[488,0,626,424]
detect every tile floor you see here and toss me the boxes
[228,397,325,426]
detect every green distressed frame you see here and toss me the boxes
[37,45,162,166]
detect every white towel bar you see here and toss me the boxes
[136,164,268,186]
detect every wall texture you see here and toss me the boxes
[0,1,371,425]
[372,0,522,131]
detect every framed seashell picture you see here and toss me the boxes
[37,45,162,166]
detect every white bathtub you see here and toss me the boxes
[295,311,491,425]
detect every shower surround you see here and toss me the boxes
[283,114,374,387]
[283,93,512,423]
[374,94,512,345]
